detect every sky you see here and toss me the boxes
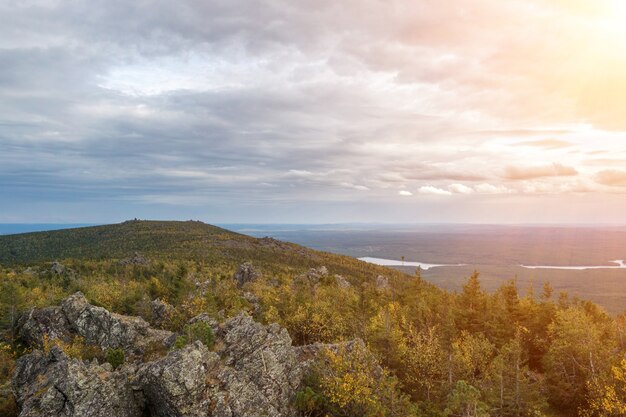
[1,0,626,224]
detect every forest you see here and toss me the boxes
[1,221,626,416]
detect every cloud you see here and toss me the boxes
[398,190,413,196]
[514,139,573,149]
[418,186,452,196]
[475,183,508,194]
[0,0,625,222]
[504,163,578,180]
[340,182,369,191]
[595,170,626,187]
[448,183,474,194]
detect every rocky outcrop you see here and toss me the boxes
[376,275,389,289]
[334,275,351,288]
[241,292,261,316]
[294,266,329,287]
[50,261,66,275]
[215,314,304,417]
[233,263,261,288]
[16,292,174,356]
[12,347,142,417]
[118,252,149,266]
[15,306,72,348]
[150,299,175,328]
[12,294,346,417]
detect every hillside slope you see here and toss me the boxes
[1,220,623,417]
[0,220,247,263]
[0,220,413,284]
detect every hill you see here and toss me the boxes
[0,220,251,263]
[0,219,415,294]
[2,220,626,417]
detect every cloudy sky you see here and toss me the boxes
[2,0,626,224]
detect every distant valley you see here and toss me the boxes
[230,224,626,314]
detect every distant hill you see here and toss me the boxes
[0,220,409,283]
[0,220,242,263]
[0,224,97,236]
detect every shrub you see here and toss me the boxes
[142,340,169,362]
[173,321,215,350]
[174,335,187,349]
[295,386,325,416]
[105,348,125,370]
[42,334,102,361]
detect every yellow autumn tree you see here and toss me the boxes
[583,359,626,417]
[300,342,417,417]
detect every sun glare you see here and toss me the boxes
[605,0,626,27]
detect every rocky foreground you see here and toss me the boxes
[11,292,353,417]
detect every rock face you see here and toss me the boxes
[139,342,221,417]
[16,292,174,356]
[233,263,261,288]
[12,293,337,417]
[215,314,304,417]
[15,306,72,348]
[12,347,141,417]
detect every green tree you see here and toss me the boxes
[444,380,490,417]
[543,307,615,412]
[484,328,547,416]
[457,272,488,334]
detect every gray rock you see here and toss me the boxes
[150,298,175,328]
[187,313,219,334]
[376,275,390,289]
[242,292,261,316]
[233,263,261,288]
[334,275,351,288]
[138,313,307,417]
[13,294,363,417]
[139,341,221,417]
[61,292,174,356]
[17,292,173,357]
[13,347,142,417]
[51,261,66,275]
[294,266,329,287]
[118,252,149,266]
[216,314,303,417]
[16,306,72,348]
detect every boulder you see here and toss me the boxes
[233,263,261,288]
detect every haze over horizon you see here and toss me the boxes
[2,0,626,223]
